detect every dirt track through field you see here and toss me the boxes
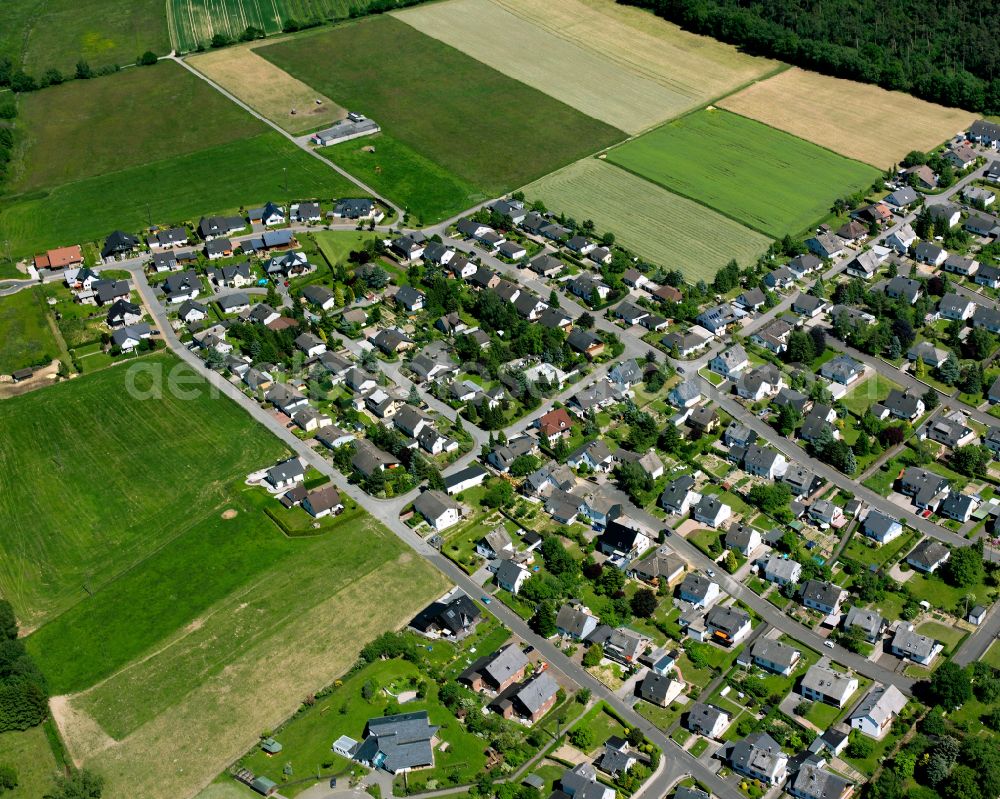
[718,67,976,168]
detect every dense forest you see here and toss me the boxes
[620,0,1000,113]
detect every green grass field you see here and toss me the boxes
[259,15,624,199]
[169,0,372,52]
[0,353,286,634]
[0,0,169,76]
[11,61,265,193]
[0,132,360,259]
[0,287,59,373]
[319,132,485,224]
[521,157,769,282]
[0,726,59,799]
[604,108,881,238]
[313,230,379,265]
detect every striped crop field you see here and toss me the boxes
[522,157,770,284]
[169,0,360,52]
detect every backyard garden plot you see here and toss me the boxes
[258,15,624,197]
[0,132,360,259]
[187,45,344,133]
[521,158,770,283]
[395,0,685,135]
[491,0,778,113]
[0,0,169,76]
[717,68,976,169]
[605,109,881,238]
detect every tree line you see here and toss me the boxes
[620,0,1000,113]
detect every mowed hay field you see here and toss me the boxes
[522,158,770,283]
[0,132,362,259]
[0,354,285,632]
[606,109,881,238]
[187,45,344,133]
[492,0,778,112]
[10,60,265,193]
[0,0,169,75]
[259,15,625,196]
[718,68,976,168]
[395,0,687,135]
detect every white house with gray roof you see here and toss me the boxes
[890,623,942,666]
[800,660,858,707]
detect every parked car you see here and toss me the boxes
[824,640,835,649]
[481,595,492,605]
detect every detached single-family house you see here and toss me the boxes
[890,623,942,666]
[883,389,924,421]
[906,538,950,573]
[705,606,752,647]
[885,223,917,254]
[248,202,285,226]
[495,559,530,595]
[844,606,885,644]
[659,474,698,516]
[800,661,858,707]
[111,323,151,351]
[821,354,863,385]
[678,573,720,608]
[686,702,731,739]
[725,732,788,785]
[413,490,462,531]
[885,276,922,304]
[862,510,903,544]
[710,346,749,380]
[789,762,853,799]
[762,555,802,586]
[849,685,907,739]
[693,495,731,528]
[747,638,800,676]
[807,234,844,260]
[801,580,846,616]
[914,242,948,267]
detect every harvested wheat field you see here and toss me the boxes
[490,0,778,114]
[718,67,976,168]
[395,0,682,133]
[53,529,446,799]
[522,157,770,283]
[187,46,344,133]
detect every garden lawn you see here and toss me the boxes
[984,641,1000,669]
[0,132,360,259]
[258,15,624,196]
[11,60,265,193]
[842,374,901,416]
[314,230,381,266]
[521,158,769,283]
[906,572,994,614]
[605,109,880,238]
[915,621,967,654]
[1,353,285,634]
[319,133,484,225]
[841,530,918,569]
[570,703,628,752]
[0,0,169,75]
[634,700,683,732]
[0,287,59,373]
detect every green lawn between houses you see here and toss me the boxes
[604,108,880,238]
[906,571,996,615]
[258,15,624,219]
[570,702,629,754]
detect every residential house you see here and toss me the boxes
[248,202,285,226]
[750,319,792,354]
[801,580,846,616]
[659,474,698,516]
[792,293,828,318]
[725,732,788,785]
[883,389,925,421]
[789,761,853,799]
[899,467,950,510]
[495,559,530,595]
[742,444,788,480]
[862,510,903,544]
[494,671,559,723]
[265,383,308,415]
[922,414,975,449]
[686,703,730,739]
[906,538,950,573]
[178,299,208,324]
[940,492,978,523]
[884,186,918,210]
[837,219,869,244]
[764,266,796,290]
[443,465,488,495]
[370,328,414,355]
[697,303,743,333]
[844,250,880,280]
[849,685,907,739]
[788,253,822,278]
[885,223,917,255]
[903,164,937,189]
[566,235,596,255]
[596,516,656,563]
[566,439,615,473]
[725,523,762,556]
[693,495,732,528]
[821,355,864,386]
[736,287,766,311]
[662,329,711,357]
[394,285,425,313]
[800,661,858,707]
[705,606,752,647]
[409,591,481,639]
[929,203,961,228]
[556,603,600,640]
[460,644,528,693]
[762,555,802,586]
[413,490,461,531]
[537,408,574,444]
[302,485,343,518]
[614,301,648,327]
[637,672,685,707]
[353,711,438,774]
[799,404,837,444]
[106,299,142,329]
[295,332,327,358]
[710,345,749,380]
[669,379,702,408]
[332,198,383,222]
[351,439,401,477]
[807,234,845,260]
[782,465,821,498]
[885,276,922,304]
[111,323,151,351]
[629,546,686,587]
[147,227,188,249]
[567,328,605,359]
[747,638,800,676]
[890,623,942,666]
[844,606,885,643]
[809,500,843,527]
[678,573,720,608]
[914,242,948,267]
[101,230,140,261]
[966,214,1000,238]
[163,270,201,304]
[265,458,304,490]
